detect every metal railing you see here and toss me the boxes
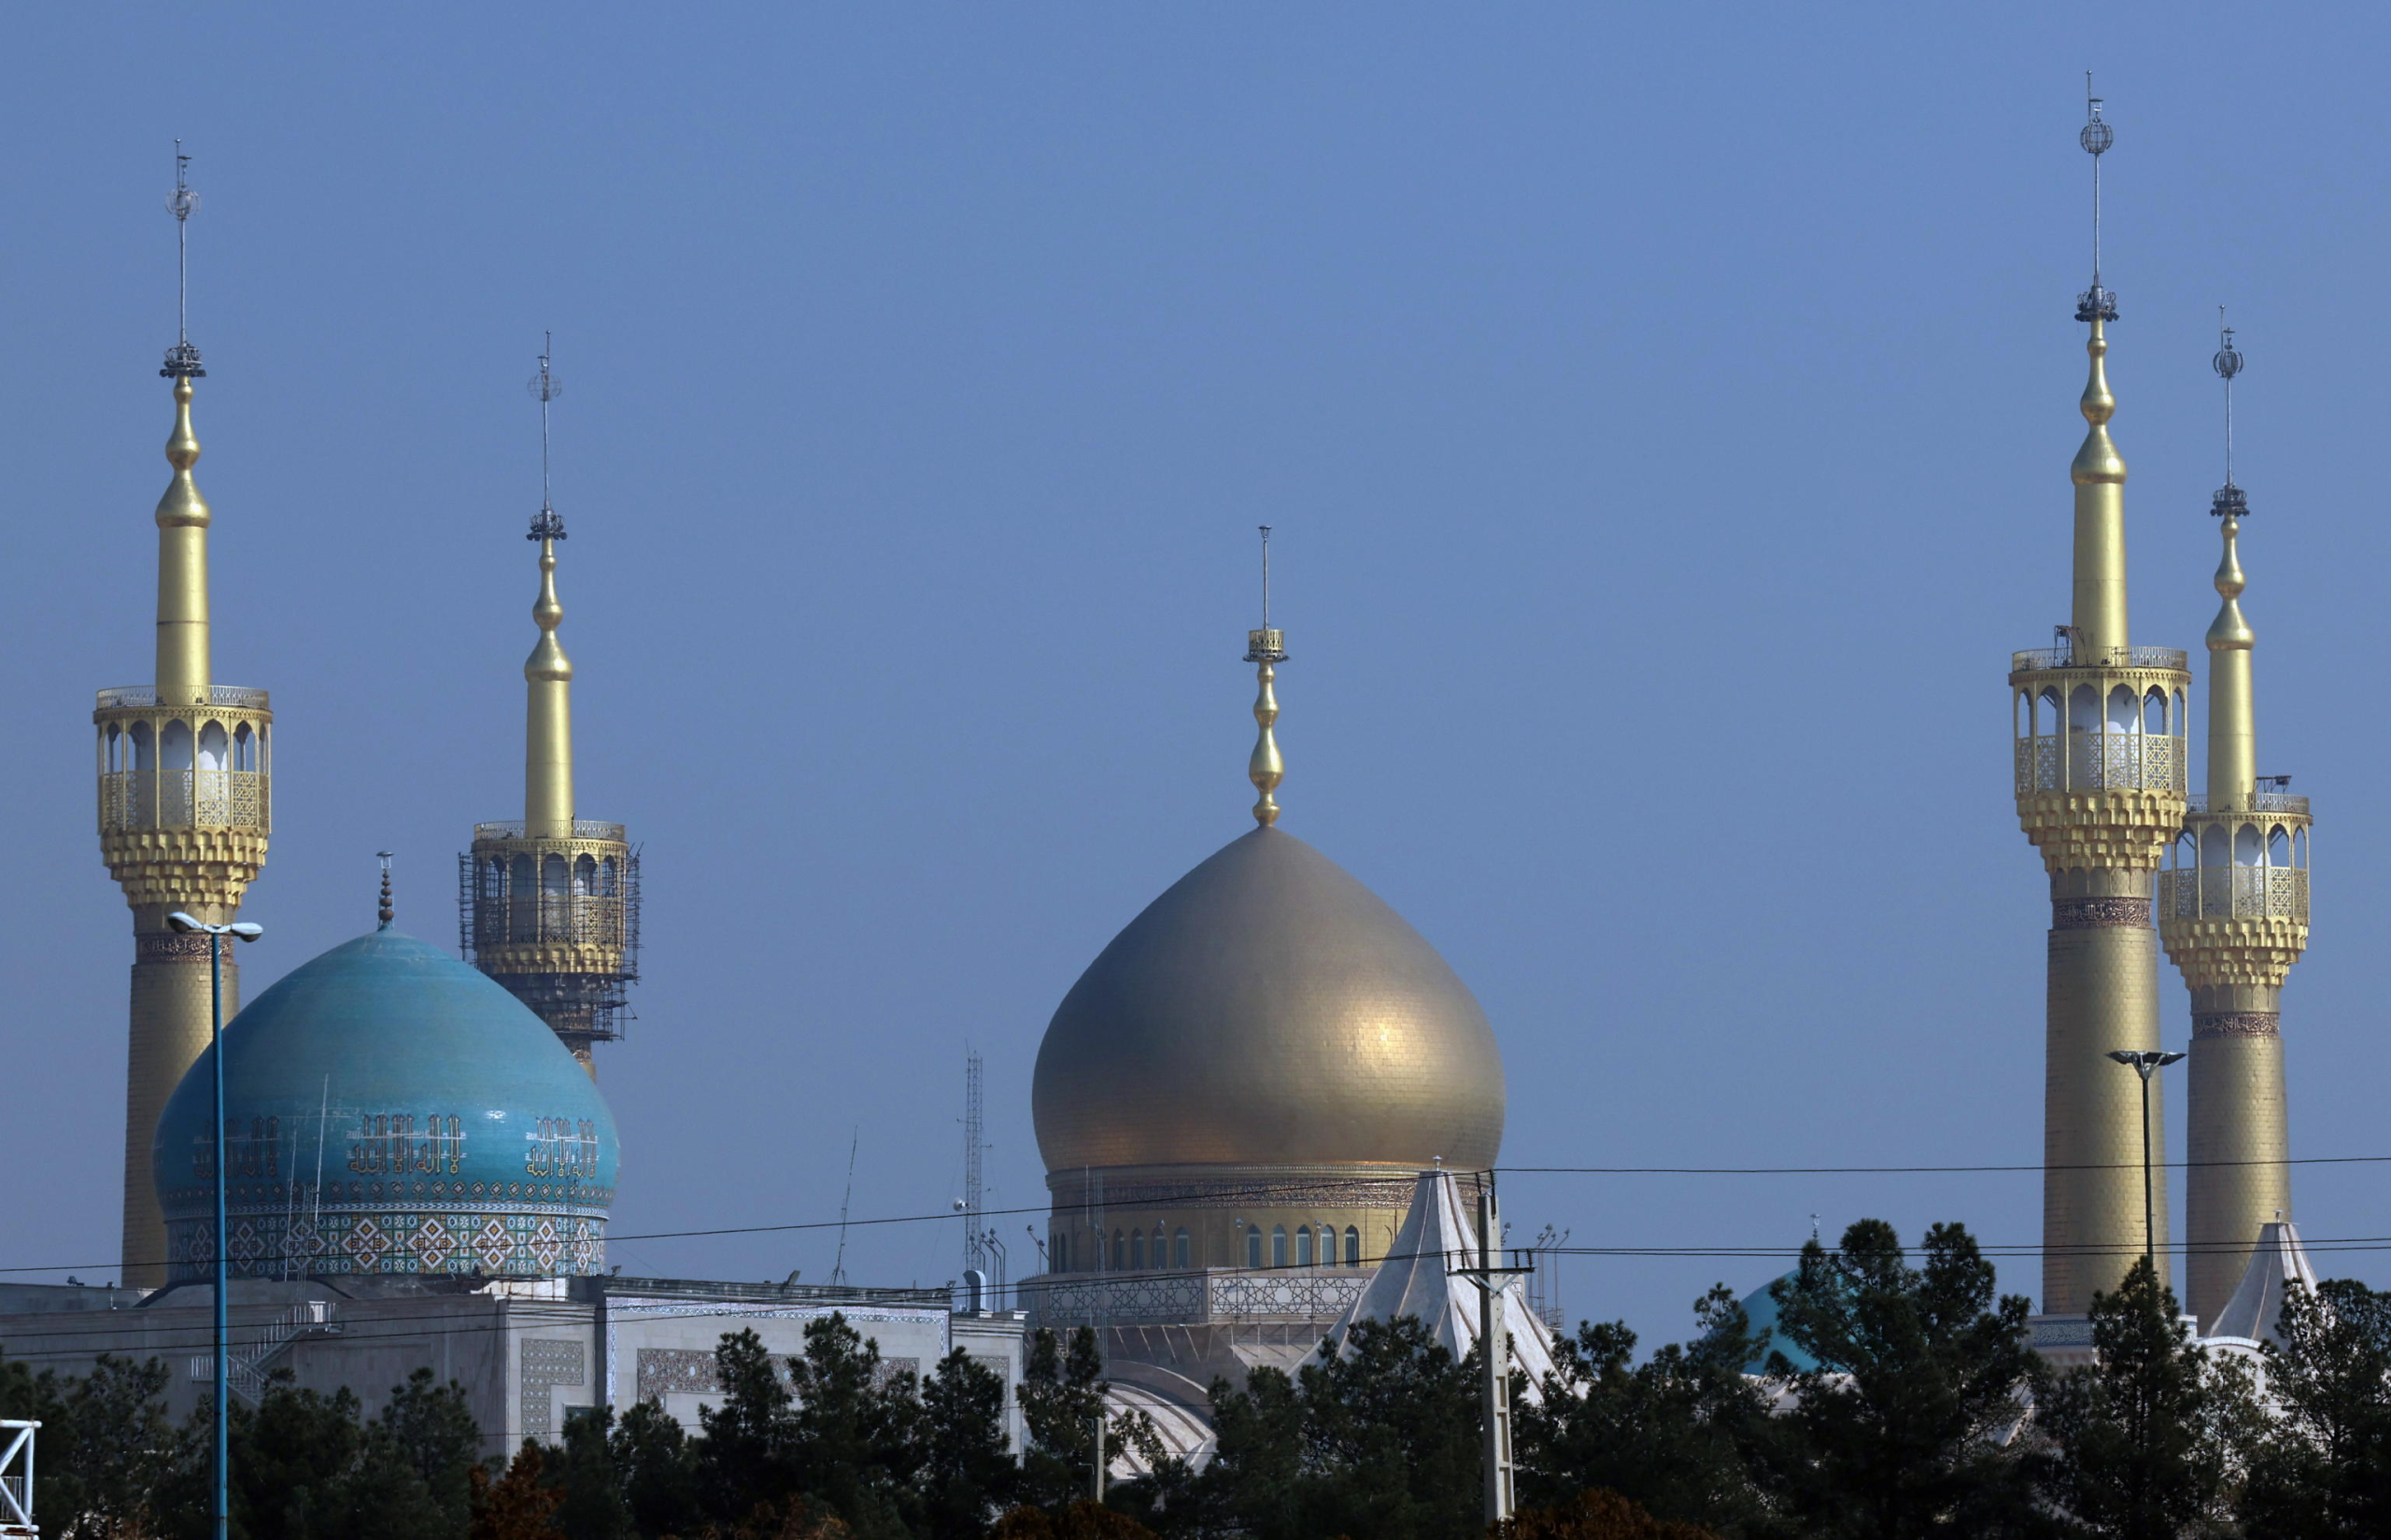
[2013,734,2186,797]
[474,819,629,843]
[2158,866,2309,923]
[98,770,268,832]
[2186,792,2311,816]
[187,1301,340,1406]
[96,684,270,710]
[2011,645,2190,673]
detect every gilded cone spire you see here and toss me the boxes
[1243,526,1286,827]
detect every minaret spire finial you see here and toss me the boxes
[2206,318,2256,801]
[1242,526,1288,827]
[523,338,575,839]
[376,851,395,929]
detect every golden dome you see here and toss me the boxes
[1032,827,1506,1174]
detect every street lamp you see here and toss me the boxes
[2106,1049,2186,1274]
[166,911,262,1540]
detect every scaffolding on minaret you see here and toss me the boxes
[460,336,643,1072]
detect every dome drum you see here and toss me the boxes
[1042,1162,1484,1276]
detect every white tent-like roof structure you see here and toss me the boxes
[1325,1169,1559,1401]
[2208,1219,2319,1347]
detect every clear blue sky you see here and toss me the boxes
[4,3,2385,1349]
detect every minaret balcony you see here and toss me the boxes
[94,686,272,837]
[2008,660,2190,801]
[2159,810,2312,925]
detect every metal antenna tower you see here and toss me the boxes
[2075,76,2118,323]
[527,334,566,541]
[962,1049,987,1274]
[2213,310,2247,517]
[829,1128,858,1286]
[162,141,205,378]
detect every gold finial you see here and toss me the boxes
[153,144,214,705]
[1242,526,1288,827]
[2068,90,2129,657]
[2206,319,2256,802]
[523,339,575,838]
[376,851,395,929]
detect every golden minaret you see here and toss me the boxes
[96,148,274,1287]
[2158,320,2310,1331]
[461,339,640,1073]
[2008,91,2190,1312]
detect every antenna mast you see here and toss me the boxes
[2075,76,2117,323]
[528,335,565,541]
[963,1049,987,1274]
[2214,310,2246,516]
[162,141,205,377]
[830,1128,858,1286]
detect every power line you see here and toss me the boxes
[7,1152,2390,1280]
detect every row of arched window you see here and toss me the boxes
[1046,1221,1366,1273]
[2012,684,2188,740]
[101,718,265,773]
[2169,822,2309,871]
[1247,1222,1360,1269]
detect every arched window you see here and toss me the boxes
[600,856,618,897]
[2068,685,2100,734]
[2039,686,2062,735]
[2200,824,2228,868]
[2107,685,2138,733]
[1111,1230,1125,1270]
[1153,1225,1167,1266]
[2268,826,2290,868]
[1319,1223,1336,1265]
[574,855,598,897]
[162,719,194,770]
[197,720,229,771]
[1344,1226,1361,1264]
[233,723,256,771]
[1174,1229,1191,1269]
[2295,828,2309,868]
[510,855,537,940]
[104,726,123,772]
[1295,1226,1312,1266]
[1246,1226,1262,1269]
[543,853,571,896]
[1271,1226,1287,1267]
[1130,1229,1146,1269]
[131,721,155,770]
[2235,824,2262,867]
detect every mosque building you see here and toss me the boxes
[8,97,2349,1473]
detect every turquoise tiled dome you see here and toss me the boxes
[153,928,617,1281]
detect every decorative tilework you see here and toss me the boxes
[2053,897,2151,930]
[2194,1011,2281,1038]
[520,1338,585,1441]
[636,1348,719,1402]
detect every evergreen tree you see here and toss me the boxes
[1758,1219,2041,1540]
[1515,1286,1769,1536]
[2241,1277,2391,1537]
[2033,1257,2253,1540]
[473,1441,566,1540]
[377,1367,487,1537]
[785,1313,922,1540]
[1016,1329,1109,1512]
[550,1406,636,1540]
[917,1348,1016,1540]
[0,1351,177,1540]
[1194,1316,1481,1540]
[698,1329,799,1523]
[611,1397,703,1539]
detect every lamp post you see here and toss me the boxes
[167,911,262,1540]
[2106,1049,2186,1274]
